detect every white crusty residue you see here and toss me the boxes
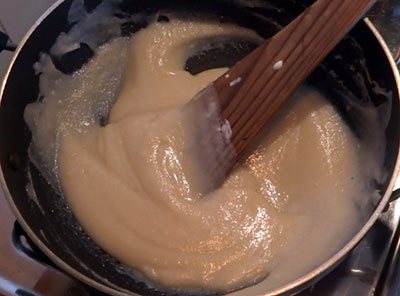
[273,60,283,71]
[229,77,242,87]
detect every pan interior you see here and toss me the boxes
[0,0,398,295]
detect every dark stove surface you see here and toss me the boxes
[1,1,400,296]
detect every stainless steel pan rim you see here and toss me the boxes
[0,1,399,295]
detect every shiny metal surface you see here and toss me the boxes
[267,14,400,296]
[298,192,400,296]
[381,209,400,296]
[365,3,400,295]
[296,5,400,296]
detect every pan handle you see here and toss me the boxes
[381,189,400,212]
[389,188,400,203]
[12,221,57,268]
[7,223,99,296]
[0,30,16,53]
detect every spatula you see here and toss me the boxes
[184,0,377,194]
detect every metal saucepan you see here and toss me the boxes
[1,0,400,295]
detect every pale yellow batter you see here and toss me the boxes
[26,19,376,294]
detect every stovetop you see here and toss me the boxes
[1,1,400,296]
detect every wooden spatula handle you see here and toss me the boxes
[214,0,376,159]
